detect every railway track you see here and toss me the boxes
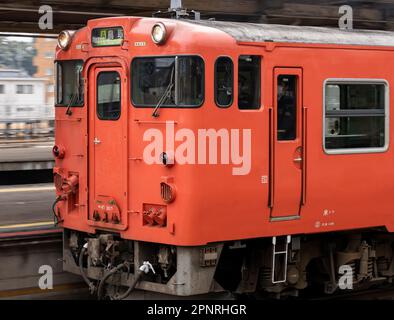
[0,229,88,299]
[2,228,394,300]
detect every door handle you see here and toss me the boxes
[93,137,101,145]
[293,146,303,168]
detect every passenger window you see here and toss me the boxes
[324,81,387,152]
[215,57,233,107]
[277,75,297,140]
[238,55,260,110]
[96,71,121,120]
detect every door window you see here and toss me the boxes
[97,71,121,120]
[277,75,297,140]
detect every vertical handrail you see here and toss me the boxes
[301,107,307,206]
[268,106,274,208]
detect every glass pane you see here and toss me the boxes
[277,75,297,140]
[131,56,204,107]
[215,57,233,107]
[325,85,340,111]
[325,82,387,151]
[97,71,121,120]
[56,62,62,104]
[56,60,83,106]
[177,56,204,106]
[325,116,385,149]
[238,55,260,110]
[325,83,385,111]
[132,57,175,106]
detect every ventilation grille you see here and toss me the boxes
[160,182,175,203]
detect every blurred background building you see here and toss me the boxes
[33,38,56,106]
[0,37,56,139]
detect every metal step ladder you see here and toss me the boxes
[272,235,291,284]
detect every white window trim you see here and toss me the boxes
[323,78,389,155]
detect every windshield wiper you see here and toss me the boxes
[152,66,175,118]
[65,92,78,116]
[65,68,82,116]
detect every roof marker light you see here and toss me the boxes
[151,23,167,45]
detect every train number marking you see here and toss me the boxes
[323,209,336,216]
[134,41,146,47]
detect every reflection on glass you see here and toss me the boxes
[97,71,121,120]
[132,56,204,107]
[325,82,386,150]
[215,57,233,107]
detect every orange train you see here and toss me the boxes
[53,13,394,298]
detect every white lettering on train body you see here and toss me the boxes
[143,121,252,175]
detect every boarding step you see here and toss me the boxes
[272,235,291,284]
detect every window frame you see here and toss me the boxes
[55,59,84,108]
[323,78,389,155]
[130,55,205,109]
[214,56,234,108]
[96,70,121,121]
[237,55,261,110]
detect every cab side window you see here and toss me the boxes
[215,57,233,107]
[238,55,260,110]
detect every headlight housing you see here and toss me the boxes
[151,23,167,45]
[58,30,75,50]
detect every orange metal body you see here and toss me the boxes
[54,16,394,246]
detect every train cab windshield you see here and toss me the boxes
[55,60,84,107]
[131,56,204,108]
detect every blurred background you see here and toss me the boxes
[0,35,55,142]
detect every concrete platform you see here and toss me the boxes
[0,183,54,229]
[0,141,54,171]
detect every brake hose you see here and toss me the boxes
[97,262,128,300]
[97,261,155,300]
[51,195,63,226]
[79,244,96,294]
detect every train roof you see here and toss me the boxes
[189,20,394,47]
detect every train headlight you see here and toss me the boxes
[58,30,75,50]
[151,23,167,45]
